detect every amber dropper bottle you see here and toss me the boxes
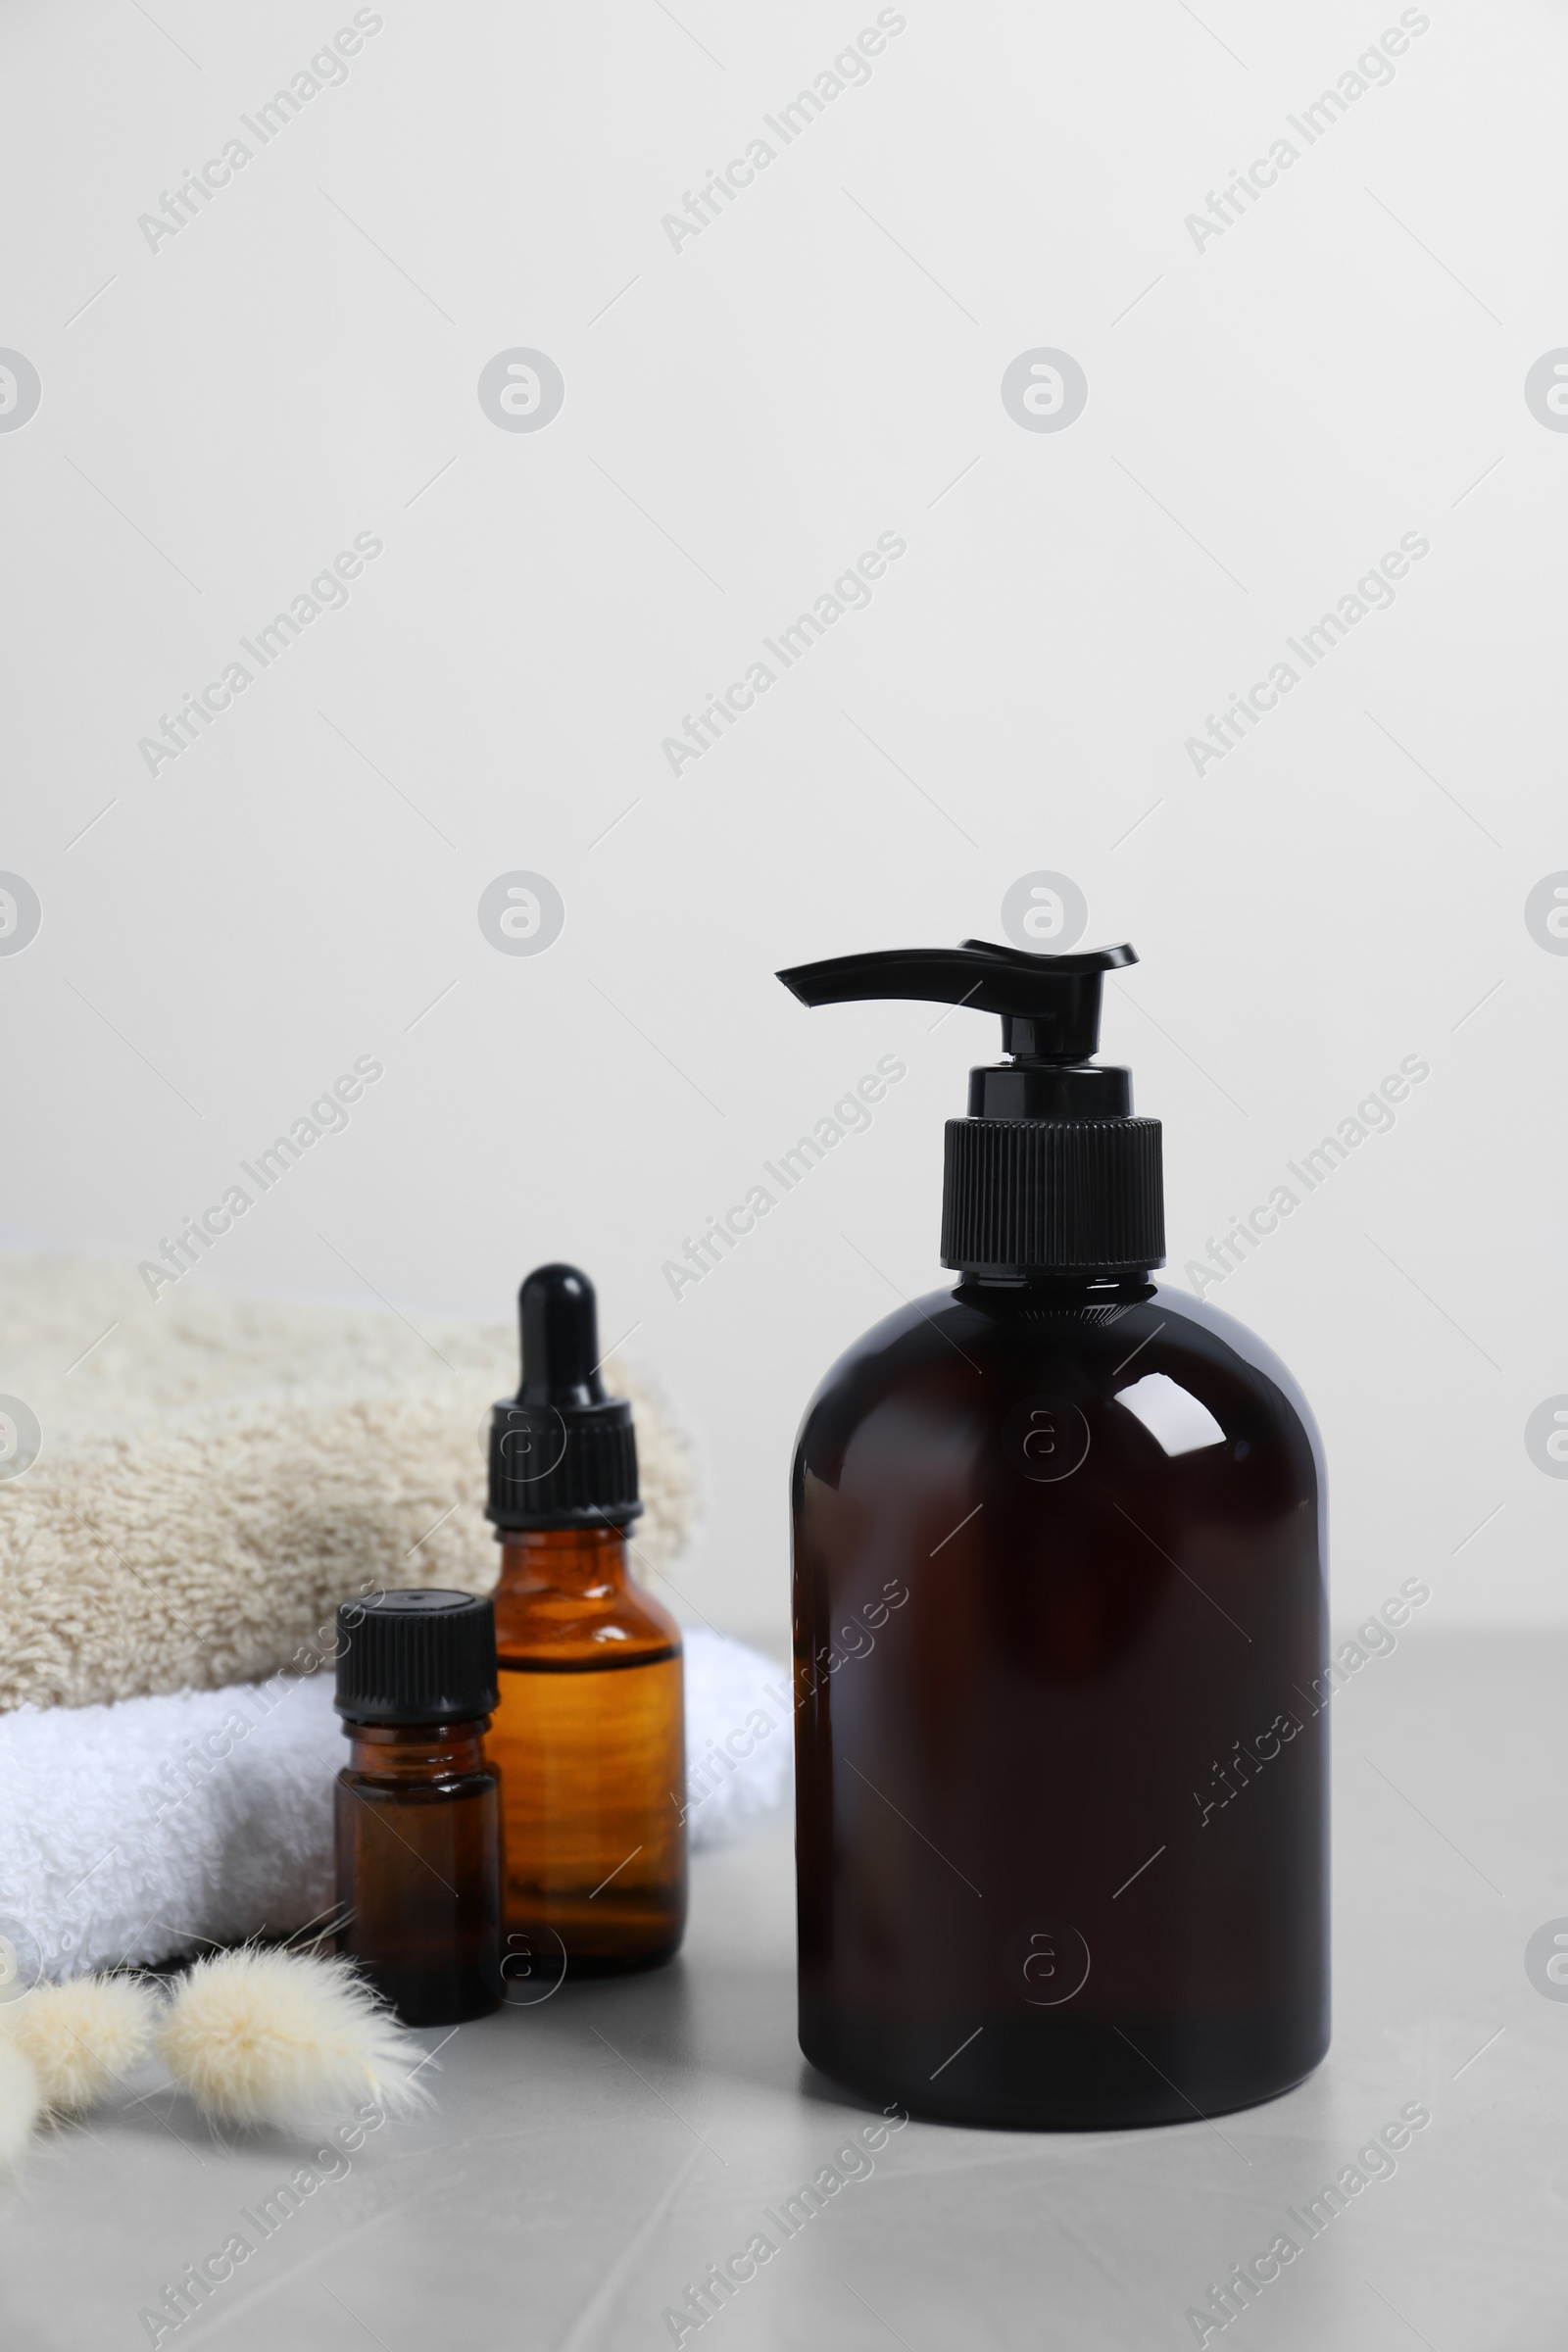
[485,1264,686,1976]
[333,1590,502,2026]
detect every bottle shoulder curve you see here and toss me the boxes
[1147,1281,1325,1468]
[792,1279,1324,1500]
[793,1289,967,1431]
[492,1579,681,1662]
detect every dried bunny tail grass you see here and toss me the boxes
[0,2036,42,2167]
[0,1976,159,2115]
[156,1947,430,2127]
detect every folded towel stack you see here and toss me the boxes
[0,1251,792,1984]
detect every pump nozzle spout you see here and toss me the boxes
[776,940,1137,1063]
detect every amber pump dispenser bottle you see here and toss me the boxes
[486,1264,686,1976]
[333,1590,502,2026]
[777,939,1329,2129]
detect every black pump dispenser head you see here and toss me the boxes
[777,939,1165,1280]
[486,1263,642,1530]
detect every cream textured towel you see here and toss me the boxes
[0,1253,693,1715]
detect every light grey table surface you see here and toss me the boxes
[3,1627,1563,2351]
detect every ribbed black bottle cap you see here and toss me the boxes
[486,1264,642,1531]
[941,1117,1165,1276]
[334,1590,498,1725]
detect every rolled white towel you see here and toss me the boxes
[679,1624,794,1847]
[0,1631,792,1984]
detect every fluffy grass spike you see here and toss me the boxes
[0,1976,159,2114]
[0,2038,42,2166]
[157,1948,430,2127]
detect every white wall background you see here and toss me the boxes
[2,0,1565,1647]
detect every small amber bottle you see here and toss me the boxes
[333,1590,503,2025]
[485,1265,686,1974]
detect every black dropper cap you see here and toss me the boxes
[485,1264,642,1531]
[776,939,1165,1279]
[334,1590,499,1726]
